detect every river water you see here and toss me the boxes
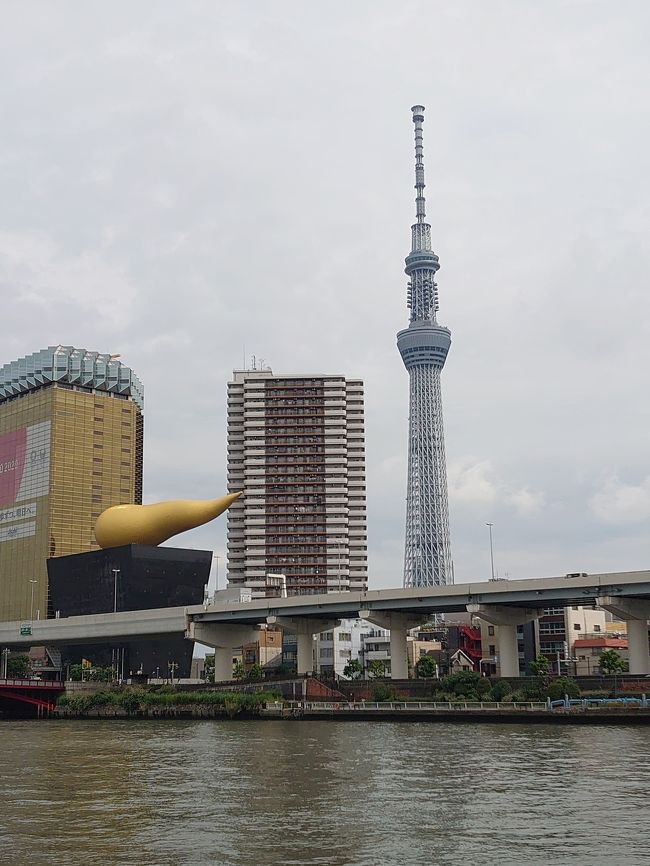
[0,720,648,866]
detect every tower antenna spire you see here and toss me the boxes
[412,105,426,224]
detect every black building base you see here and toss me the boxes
[47,545,211,678]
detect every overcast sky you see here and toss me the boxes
[2,1,650,591]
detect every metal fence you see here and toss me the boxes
[288,700,550,712]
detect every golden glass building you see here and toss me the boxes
[0,347,143,621]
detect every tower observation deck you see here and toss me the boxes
[397,105,453,588]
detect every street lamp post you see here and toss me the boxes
[214,554,221,590]
[111,569,120,613]
[29,579,38,622]
[111,569,120,682]
[211,554,222,603]
[486,524,495,582]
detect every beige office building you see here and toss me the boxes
[0,347,143,621]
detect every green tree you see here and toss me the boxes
[88,665,113,682]
[546,677,581,701]
[598,649,626,675]
[232,662,246,680]
[247,663,264,681]
[489,679,513,701]
[529,655,551,677]
[372,683,399,701]
[204,654,215,683]
[414,655,438,679]
[367,659,387,679]
[6,654,30,678]
[343,659,363,680]
[120,691,142,715]
[68,663,83,681]
[440,670,483,698]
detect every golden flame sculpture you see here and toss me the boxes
[94,492,242,549]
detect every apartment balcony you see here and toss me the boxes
[363,650,390,661]
[326,579,351,590]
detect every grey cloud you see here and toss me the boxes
[2,1,650,589]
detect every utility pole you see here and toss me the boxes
[486,523,495,582]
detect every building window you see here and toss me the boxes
[489,645,496,656]
[540,622,565,635]
[573,623,581,630]
[594,625,601,632]
[488,626,495,636]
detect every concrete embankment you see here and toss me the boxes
[274,708,650,725]
[51,701,650,724]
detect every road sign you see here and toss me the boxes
[19,623,32,636]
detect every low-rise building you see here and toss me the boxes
[573,637,629,675]
[449,649,477,674]
[407,637,442,673]
[537,605,608,675]
[315,618,375,677]
[360,627,391,677]
[243,627,283,673]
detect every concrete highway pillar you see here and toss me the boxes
[389,623,409,680]
[467,604,539,679]
[267,616,340,676]
[495,625,519,678]
[359,610,430,680]
[186,621,257,682]
[214,647,236,682]
[627,620,650,676]
[597,597,650,675]
[295,633,315,676]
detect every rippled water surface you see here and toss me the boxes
[1,720,649,865]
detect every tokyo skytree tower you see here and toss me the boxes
[397,105,453,588]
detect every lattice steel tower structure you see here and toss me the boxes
[397,105,453,588]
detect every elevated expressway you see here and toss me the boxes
[1,571,649,680]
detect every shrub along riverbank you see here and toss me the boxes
[366,670,583,704]
[56,686,282,718]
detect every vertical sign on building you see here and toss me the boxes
[0,421,51,544]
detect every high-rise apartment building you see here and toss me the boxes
[0,346,143,621]
[397,105,453,588]
[227,370,367,596]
